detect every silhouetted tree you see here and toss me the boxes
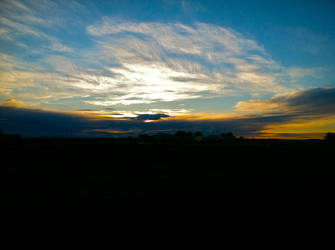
[324,132,335,142]
[174,131,194,143]
[204,135,220,143]
[220,132,236,140]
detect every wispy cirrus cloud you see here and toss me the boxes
[82,18,289,105]
[0,1,330,119]
[0,16,73,53]
[1,17,287,107]
[0,0,79,53]
[86,19,265,56]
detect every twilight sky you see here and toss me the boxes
[1,0,335,138]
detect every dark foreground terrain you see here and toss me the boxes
[1,137,334,206]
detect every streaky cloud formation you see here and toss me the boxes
[84,18,285,104]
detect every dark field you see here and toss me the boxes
[1,137,334,207]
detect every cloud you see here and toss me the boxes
[0,69,91,102]
[235,87,335,116]
[0,1,74,53]
[0,0,32,14]
[135,113,170,121]
[48,42,73,53]
[44,55,77,74]
[0,3,330,117]
[0,17,43,37]
[0,98,37,108]
[1,86,334,139]
[87,19,265,56]
[233,87,335,138]
[90,129,133,134]
[0,106,98,137]
[0,106,223,137]
[74,108,187,121]
[83,18,286,103]
[0,106,151,137]
[0,104,292,138]
[0,16,73,53]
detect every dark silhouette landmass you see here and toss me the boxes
[1,130,334,207]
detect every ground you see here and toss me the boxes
[1,138,334,207]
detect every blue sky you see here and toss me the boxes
[0,0,335,138]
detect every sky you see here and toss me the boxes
[0,0,335,138]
